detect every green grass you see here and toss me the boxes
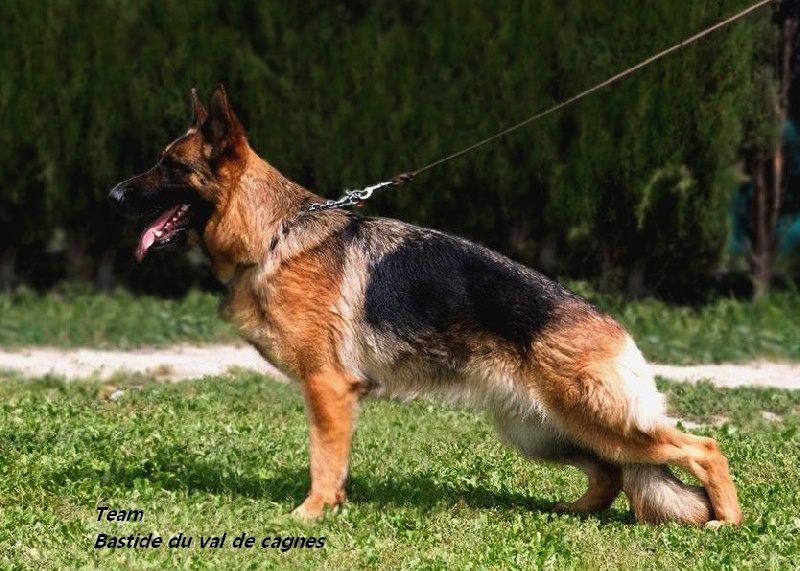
[563,282,800,364]
[600,292,800,365]
[4,286,800,363]
[1,370,799,570]
[0,287,239,349]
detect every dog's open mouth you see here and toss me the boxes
[136,204,192,262]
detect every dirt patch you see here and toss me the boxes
[0,345,281,382]
[649,362,800,389]
[0,345,798,389]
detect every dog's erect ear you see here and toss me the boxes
[190,88,208,127]
[202,85,245,150]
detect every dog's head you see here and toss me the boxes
[108,85,246,261]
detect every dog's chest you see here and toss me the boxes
[223,271,285,365]
[223,265,343,378]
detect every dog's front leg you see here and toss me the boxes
[293,368,361,520]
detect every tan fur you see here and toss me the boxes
[294,366,364,519]
[530,305,637,435]
[553,459,622,514]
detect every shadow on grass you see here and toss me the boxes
[44,446,633,525]
[347,474,634,524]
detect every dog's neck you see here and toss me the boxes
[202,146,342,282]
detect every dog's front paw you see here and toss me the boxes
[552,501,578,514]
[291,495,342,521]
[704,518,743,530]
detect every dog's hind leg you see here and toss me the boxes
[533,335,741,525]
[551,457,622,514]
[563,420,741,525]
[292,367,364,520]
[602,426,739,525]
[493,412,622,515]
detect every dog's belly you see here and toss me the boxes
[354,333,551,422]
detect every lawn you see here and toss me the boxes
[1,370,799,570]
[1,289,799,568]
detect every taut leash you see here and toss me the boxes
[305,0,775,213]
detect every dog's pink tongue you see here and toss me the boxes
[136,230,157,262]
[135,206,181,262]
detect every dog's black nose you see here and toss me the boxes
[108,183,127,206]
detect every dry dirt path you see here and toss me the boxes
[0,345,799,389]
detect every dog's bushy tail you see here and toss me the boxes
[622,465,713,525]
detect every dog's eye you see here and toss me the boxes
[160,158,195,185]
[161,157,193,174]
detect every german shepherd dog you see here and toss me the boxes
[109,86,742,526]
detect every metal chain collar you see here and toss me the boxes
[304,172,415,212]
